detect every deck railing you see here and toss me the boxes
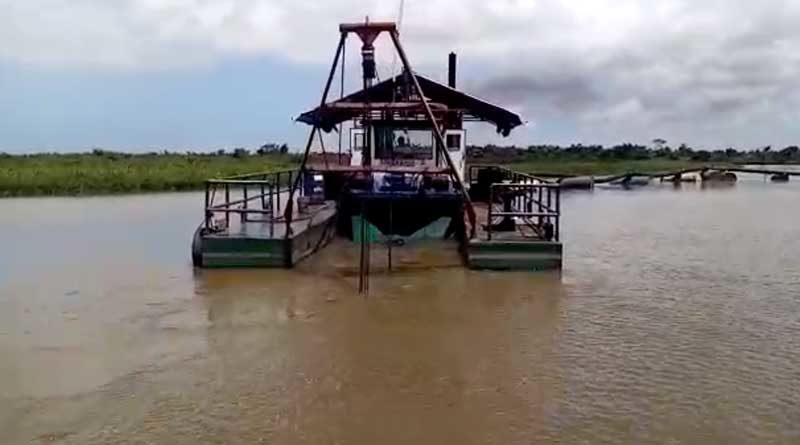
[467,164,549,202]
[204,169,299,236]
[468,164,548,185]
[487,183,561,242]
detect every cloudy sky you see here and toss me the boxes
[2,0,799,152]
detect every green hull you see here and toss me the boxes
[467,240,563,271]
[194,208,337,268]
[351,216,452,244]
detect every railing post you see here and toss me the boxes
[242,185,249,223]
[488,185,494,241]
[555,187,561,242]
[204,182,211,230]
[538,185,544,227]
[270,184,275,219]
[527,180,533,214]
[260,183,266,213]
[270,183,275,238]
[276,171,282,215]
[225,183,230,228]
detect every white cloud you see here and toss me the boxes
[3,0,800,147]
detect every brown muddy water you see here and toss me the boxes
[1,175,799,444]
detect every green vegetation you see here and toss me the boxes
[1,140,798,196]
[473,141,800,176]
[0,150,298,197]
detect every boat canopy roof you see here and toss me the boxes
[296,73,523,136]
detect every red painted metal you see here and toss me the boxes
[339,22,398,36]
[306,164,452,174]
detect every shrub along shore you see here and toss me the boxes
[1,143,797,197]
[0,151,299,197]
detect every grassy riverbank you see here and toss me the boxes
[0,152,298,197]
[0,151,783,197]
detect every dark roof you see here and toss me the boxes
[296,73,523,136]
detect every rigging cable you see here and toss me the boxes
[390,0,406,102]
[338,37,347,161]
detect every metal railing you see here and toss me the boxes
[468,164,548,186]
[487,183,561,242]
[204,169,299,237]
[467,164,550,202]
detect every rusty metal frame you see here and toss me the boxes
[284,22,477,239]
[387,29,476,236]
[284,33,347,237]
[487,183,561,242]
[205,169,298,238]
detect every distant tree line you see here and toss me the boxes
[469,140,800,164]
[3,140,800,165]
[0,142,293,159]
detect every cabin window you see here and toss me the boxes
[374,126,433,160]
[446,133,462,152]
[394,129,433,159]
[353,132,364,152]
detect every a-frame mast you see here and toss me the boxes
[285,21,477,238]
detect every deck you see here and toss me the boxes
[472,202,546,241]
[466,200,563,271]
[192,165,565,272]
[196,202,338,268]
[308,163,452,175]
[206,202,336,240]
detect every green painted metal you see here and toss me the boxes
[203,237,285,254]
[197,210,337,268]
[291,214,337,266]
[351,216,452,244]
[202,252,286,268]
[351,216,384,243]
[469,240,563,254]
[467,240,563,271]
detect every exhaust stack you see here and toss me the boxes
[448,52,457,88]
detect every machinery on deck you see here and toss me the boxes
[192,20,564,287]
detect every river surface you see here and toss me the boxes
[1,173,799,444]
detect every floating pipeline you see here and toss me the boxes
[701,170,738,182]
[558,176,594,190]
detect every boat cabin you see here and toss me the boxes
[297,60,523,184]
[192,21,563,279]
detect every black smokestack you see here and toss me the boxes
[448,52,457,88]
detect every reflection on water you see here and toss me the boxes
[1,181,799,444]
